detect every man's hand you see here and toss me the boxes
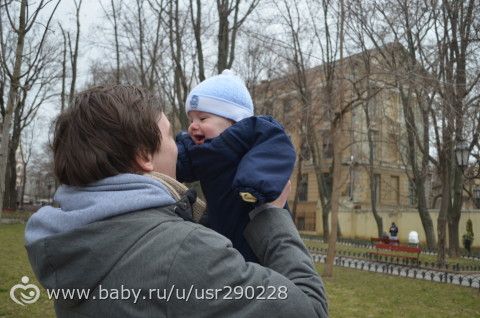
[269,180,291,208]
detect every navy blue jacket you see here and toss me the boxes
[176,116,296,262]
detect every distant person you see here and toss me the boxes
[176,69,296,262]
[389,222,399,241]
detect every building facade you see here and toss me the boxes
[253,47,424,236]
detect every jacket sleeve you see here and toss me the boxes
[221,116,296,204]
[176,130,245,182]
[176,132,198,183]
[166,208,328,318]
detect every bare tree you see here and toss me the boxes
[434,0,480,258]
[354,50,384,237]
[67,0,82,107]
[189,0,260,76]
[307,0,347,246]
[59,23,67,112]
[346,0,438,251]
[3,44,58,209]
[0,0,60,216]
[99,0,123,84]
[347,0,480,263]
[268,0,350,277]
[19,118,36,208]
[323,0,347,277]
[216,0,260,73]
[115,0,169,91]
[111,0,121,84]
[189,0,205,81]
[165,0,191,129]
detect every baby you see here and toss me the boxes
[176,69,296,262]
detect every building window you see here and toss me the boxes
[320,130,333,159]
[374,174,381,204]
[323,142,333,159]
[372,131,380,160]
[409,180,417,206]
[298,173,308,202]
[323,173,333,195]
[283,98,294,123]
[296,217,305,230]
[347,168,355,201]
[370,91,382,119]
[300,137,311,161]
[388,133,399,161]
[391,175,400,205]
[473,188,480,209]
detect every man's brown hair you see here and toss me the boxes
[53,85,163,186]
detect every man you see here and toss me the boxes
[25,85,328,317]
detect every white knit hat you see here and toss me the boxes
[185,69,254,122]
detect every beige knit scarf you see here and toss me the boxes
[146,172,206,222]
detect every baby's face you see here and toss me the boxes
[187,111,233,145]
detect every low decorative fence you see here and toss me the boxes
[303,236,480,271]
[311,253,480,289]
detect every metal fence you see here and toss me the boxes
[304,235,480,289]
[310,252,480,289]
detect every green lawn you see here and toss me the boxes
[1,223,479,318]
[320,264,480,317]
[0,224,54,318]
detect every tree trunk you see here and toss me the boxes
[60,25,67,112]
[20,159,27,209]
[364,104,383,237]
[291,154,303,222]
[418,103,436,249]
[0,0,27,218]
[369,172,383,237]
[448,165,463,257]
[306,123,331,240]
[3,142,18,209]
[416,179,437,249]
[190,0,205,81]
[324,0,345,277]
[111,0,121,84]
[4,88,24,210]
[168,0,189,130]
[447,214,461,256]
[436,164,450,267]
[324,120,343,277]
[399,87,437,249]
[322,205,330,241]
[216,0,229,73]
[68,0,82,106]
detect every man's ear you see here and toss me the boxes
[135,152,154,172]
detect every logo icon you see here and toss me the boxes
[10,276,40,306]
[190,95,199,109]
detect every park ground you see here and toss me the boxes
[1,223,479,318]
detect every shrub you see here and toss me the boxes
[462,219,474,254]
